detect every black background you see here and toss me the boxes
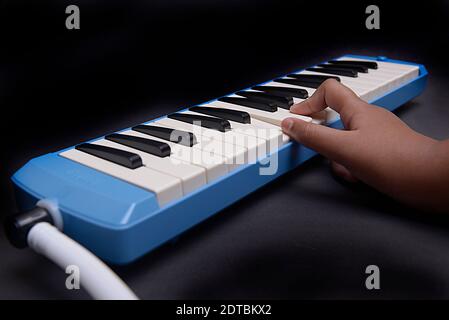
[1,0,449,299]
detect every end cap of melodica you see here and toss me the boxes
[4,207,53,248]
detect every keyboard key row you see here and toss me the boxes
[60,58,420,206]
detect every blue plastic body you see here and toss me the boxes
[12,55,428,264]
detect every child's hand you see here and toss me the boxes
[281,79,449,212]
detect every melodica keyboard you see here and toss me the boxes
[12,55,428,264]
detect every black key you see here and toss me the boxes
[106,133,171,158]
[235,91,293,109]
[168,113,231,132]
[218,97,277,112]
[329,59,378,69]
[252,85,309,99]
[75,143,142,169]
[318,63,368,73]
[287,74,341,83]
[132,125,196,147]
[315,64,361,75]
[189,106,251,124]
[274,78,322,89]
[307,67,358,77]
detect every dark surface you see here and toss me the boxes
[1,1,449,299]
[3,74,449,299]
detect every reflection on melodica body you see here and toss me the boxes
[13,55,427,263]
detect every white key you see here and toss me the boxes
[93,139,207,195]
[203,100,312,127]
[295,70,376,101]
[338,56,419,73]
[226,94,326,125]
[299,57,419,102]
[355,70,405,94]
[60,149,183,206]
[299,70,375,91]
[121,129,228,182]
[298,69,400,102]
[337,57,419,84]
[324,66,408,92]
[268,77,373,102]
[179,110,267,162]
[153,118,248,169]
[221,115,288,152]
[300,69,384,88]
[239,88,337,124]
[331,60,417,98]
[193,103,291,145]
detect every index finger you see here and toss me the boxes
[289,79,362,121]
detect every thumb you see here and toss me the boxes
[281,117,356,163]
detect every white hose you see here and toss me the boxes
[27,222,138,300]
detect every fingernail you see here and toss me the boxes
[289,104,298,112]
[282,118,294,133]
